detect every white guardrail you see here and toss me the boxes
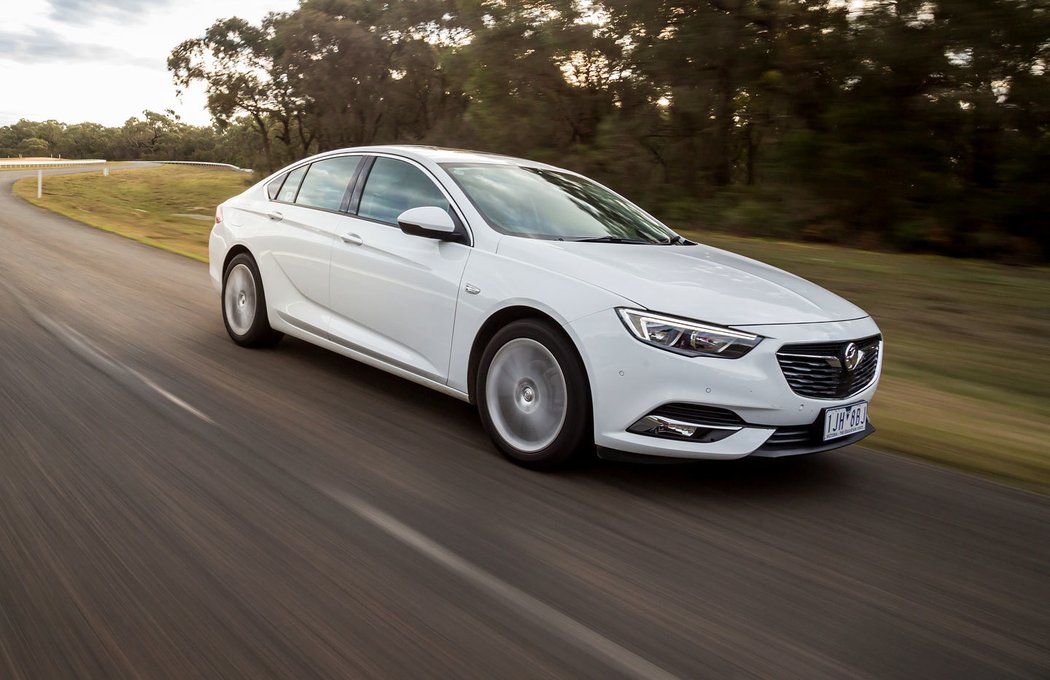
[8,159,251,199]
[158,160,253,173]
[1,159,252,172]
[0,159,106,168]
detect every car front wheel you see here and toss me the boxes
[222,253,283,348]
[477,319,592,469]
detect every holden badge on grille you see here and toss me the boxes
[841,342,863,371]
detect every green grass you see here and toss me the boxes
[13,166,1050,490]
[13,165,253,260]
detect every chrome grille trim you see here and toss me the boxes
[776,335,881,400]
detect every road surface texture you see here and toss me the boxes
[1,166,1047,679]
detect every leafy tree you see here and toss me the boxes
[8,0,1044,260]
[169,15,307,170]
[18,137,50,157]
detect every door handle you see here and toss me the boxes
[341,233,364,246]
[266,211,283,221]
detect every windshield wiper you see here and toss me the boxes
[566,236,652,244]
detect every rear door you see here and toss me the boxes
[252,155,364,335]
[327,155,471,383]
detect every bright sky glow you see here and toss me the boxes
[0,0,300,127]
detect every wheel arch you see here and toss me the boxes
[466,305,591,407]
[222,244,254,277]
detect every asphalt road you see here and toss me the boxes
[1,165,1048,680]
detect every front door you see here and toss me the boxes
[328,156,470,383]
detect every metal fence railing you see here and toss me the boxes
[157,160,253,173]
[0,159,106,169]
[1,159,253,173]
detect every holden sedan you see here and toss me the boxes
[210,145,881,469]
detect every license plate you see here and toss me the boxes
[823,402,868,441]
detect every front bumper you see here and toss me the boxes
[567,311,882,460]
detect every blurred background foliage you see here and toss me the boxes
[3,0,1048,262]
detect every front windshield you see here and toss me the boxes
[442,163,678,244]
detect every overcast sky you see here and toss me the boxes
[0,0,300,127]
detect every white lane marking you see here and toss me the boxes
[1,279,214,425]
[130,369,215,424]
[321,487,683,680]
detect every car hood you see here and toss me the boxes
[498,238,867,326]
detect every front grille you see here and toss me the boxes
[776,335,881,399]
[649,403,745,426]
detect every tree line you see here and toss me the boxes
[6,1,1048,261]
[0,112,254,165]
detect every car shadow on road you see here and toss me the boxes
[579,454,853,502]
[270,337,854,500]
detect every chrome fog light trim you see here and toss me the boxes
[628,414,742,442]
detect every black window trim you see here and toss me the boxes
[349,152,473,246]
[270,162,310,206]
[341,156,372,213]
[346,155,376,214]
[266,172,288,200]
[262,151,473,246]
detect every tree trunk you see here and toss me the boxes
[251,112,273,170]
[711,2,743,187]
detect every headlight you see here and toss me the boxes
[617,309,762,359]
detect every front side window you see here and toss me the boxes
[295,156,362,211]
[275,165,308,203]
[442,163,676,244]
[357,157,449,225]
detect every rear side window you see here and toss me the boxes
[266,173,287,200]
[276,165,308,203]
[357,157,449,225]
[295,156,362,211]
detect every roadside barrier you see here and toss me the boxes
[0,159,106,169]
[157,160,253,173]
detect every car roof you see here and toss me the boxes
[329,145,560,171]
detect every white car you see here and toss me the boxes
[211,145,882,468]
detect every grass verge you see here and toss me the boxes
[13,165,252,260]
[13,166,1050,490]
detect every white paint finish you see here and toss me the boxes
[444,246,629,394]
[328,215,470,381]
[496,237,867,326]
[235,198,340,334]
[213,145,884,461]
[569,311,881,457]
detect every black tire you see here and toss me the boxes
[476,319,593,470]
[221,252,283,348]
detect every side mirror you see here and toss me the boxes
[397,206,458,241]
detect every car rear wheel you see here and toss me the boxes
[222,253,283,348]
[477,319,592,469]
